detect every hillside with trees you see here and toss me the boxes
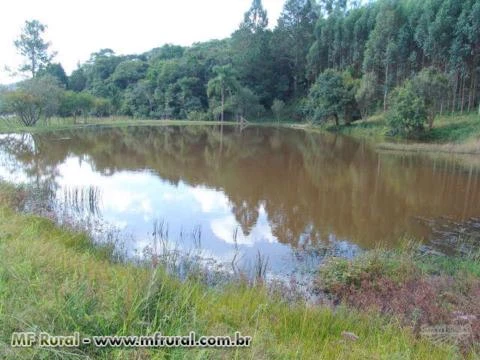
[1,0,480,137]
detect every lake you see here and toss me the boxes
[1,125,479,279]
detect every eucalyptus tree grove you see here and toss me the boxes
[2,0,479,133]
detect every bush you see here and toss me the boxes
[305,69,358,125]
[93,97,112,117]
[2,76,64,126]
[386,81,427,137]
[186,110,210,121]
[318,249,418,291]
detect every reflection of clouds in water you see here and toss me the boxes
[57,157,157,215]
[187,186,277,247]
[0,148,350,277]
[210,203,277,246]
[189,186,229,213]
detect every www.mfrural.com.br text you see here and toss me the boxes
[11,331,252,348]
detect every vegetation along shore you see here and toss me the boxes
[1,0,480,358]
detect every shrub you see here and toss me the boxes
[386,81,427,137]
[187,110,210,121]
[305,69,358,126]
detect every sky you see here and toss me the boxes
[0,0,285,84]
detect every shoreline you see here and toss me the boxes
[2,114,480,157]
[0,181,477,358]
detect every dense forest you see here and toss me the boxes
[1,0,480,135]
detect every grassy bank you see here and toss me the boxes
[0,184,463,359]
[0,116,239,134]
[317,243,480,356]
[327,112,480,154]
[2,112,480,155]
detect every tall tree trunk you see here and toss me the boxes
[221,86,224,123]
[468,68,474,112]
[383,62,389,112]
[452,73,458,114]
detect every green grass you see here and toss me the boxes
[0,116,239,134]
[0,185,461,359]
[319,242,480,289]
[325,114,390,141]
[425,112,480,143]
[324,111,480,154]
[317,242,480,358]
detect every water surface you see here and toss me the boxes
[1,125,479,277]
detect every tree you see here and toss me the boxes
[59,91,95,121]
[121,81,154,118]
[207,65,239,122]
[3,76,64,126]
[411,67,448,129]
[230,86,264,120]
[241,0,268,33]
[38,63,68,87]
[355,72,378,118]
[275,0,318,97]
[387,81,427,137]
[305,69,357,125]
[363,4,401,111]
[68,67,87,92]
[232,0,275,107]
[14,20,56,78]
[271,99,285,122]
[93,97,112,117]
[111,60,148,89]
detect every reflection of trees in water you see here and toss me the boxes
[2,126,480,249]
[62,185,102,216]
[0,134,60,207]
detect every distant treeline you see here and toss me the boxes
[1,0,479,132]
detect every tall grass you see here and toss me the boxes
[325,111,480,154]
[317,242,480,357]
[0,116,238,135]
[0,207,460,359]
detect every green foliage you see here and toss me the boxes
[240,0,269,33]
[38,63,68,87]
[231,2,275,108]
[14,19,56,77]
[355,72,378,118]
[207,64,240,121]
[2,91,43,126]
[111,60,148,89]
[411,67,449,128]
[271,98,286,121]
[319,248,418,291]
[0,193,461,359]
[2,76,63,126]
[273,0,318,98]
[387,81,427,137]
[59,91,96,119]
[12,0,480,123]
[306,69,357,125]
[186,110,210,122]
[68,67,87,92]
[93,97,112,117]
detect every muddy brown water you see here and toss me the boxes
[0,125,479,278]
